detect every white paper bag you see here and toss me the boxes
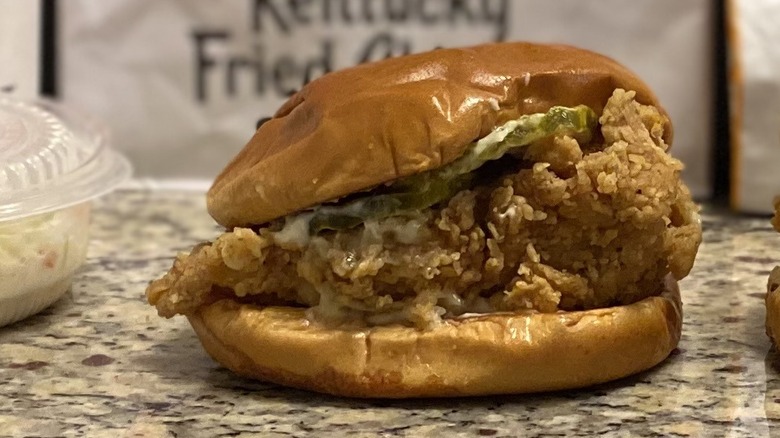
[0,0,40,99]
[728,0,780,213]
[61,0,713,197]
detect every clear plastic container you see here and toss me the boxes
[0,98,131,326]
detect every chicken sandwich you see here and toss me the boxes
[147,42,702,397]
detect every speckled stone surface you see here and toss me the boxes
[2,189,780,437]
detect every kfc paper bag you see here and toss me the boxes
[728,0,780,213]
[0,0,40,99]
[61,0,713,197]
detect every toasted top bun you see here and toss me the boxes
[187,275,681,398]
[207,42,671,228]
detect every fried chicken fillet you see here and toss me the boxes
[147,90,700,329]
[767,198,780,347]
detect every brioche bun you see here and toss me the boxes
[187,275,681,398]
[207,42,671,229]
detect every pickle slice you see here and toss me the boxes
[308,105,598,233]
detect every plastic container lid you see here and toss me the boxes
[0,98,131,221]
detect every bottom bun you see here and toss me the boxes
[188,275,682,398]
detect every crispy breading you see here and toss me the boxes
[147,90,701,329]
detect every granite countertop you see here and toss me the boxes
[1,189,779,437]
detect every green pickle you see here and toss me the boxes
[308,105,598,233]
